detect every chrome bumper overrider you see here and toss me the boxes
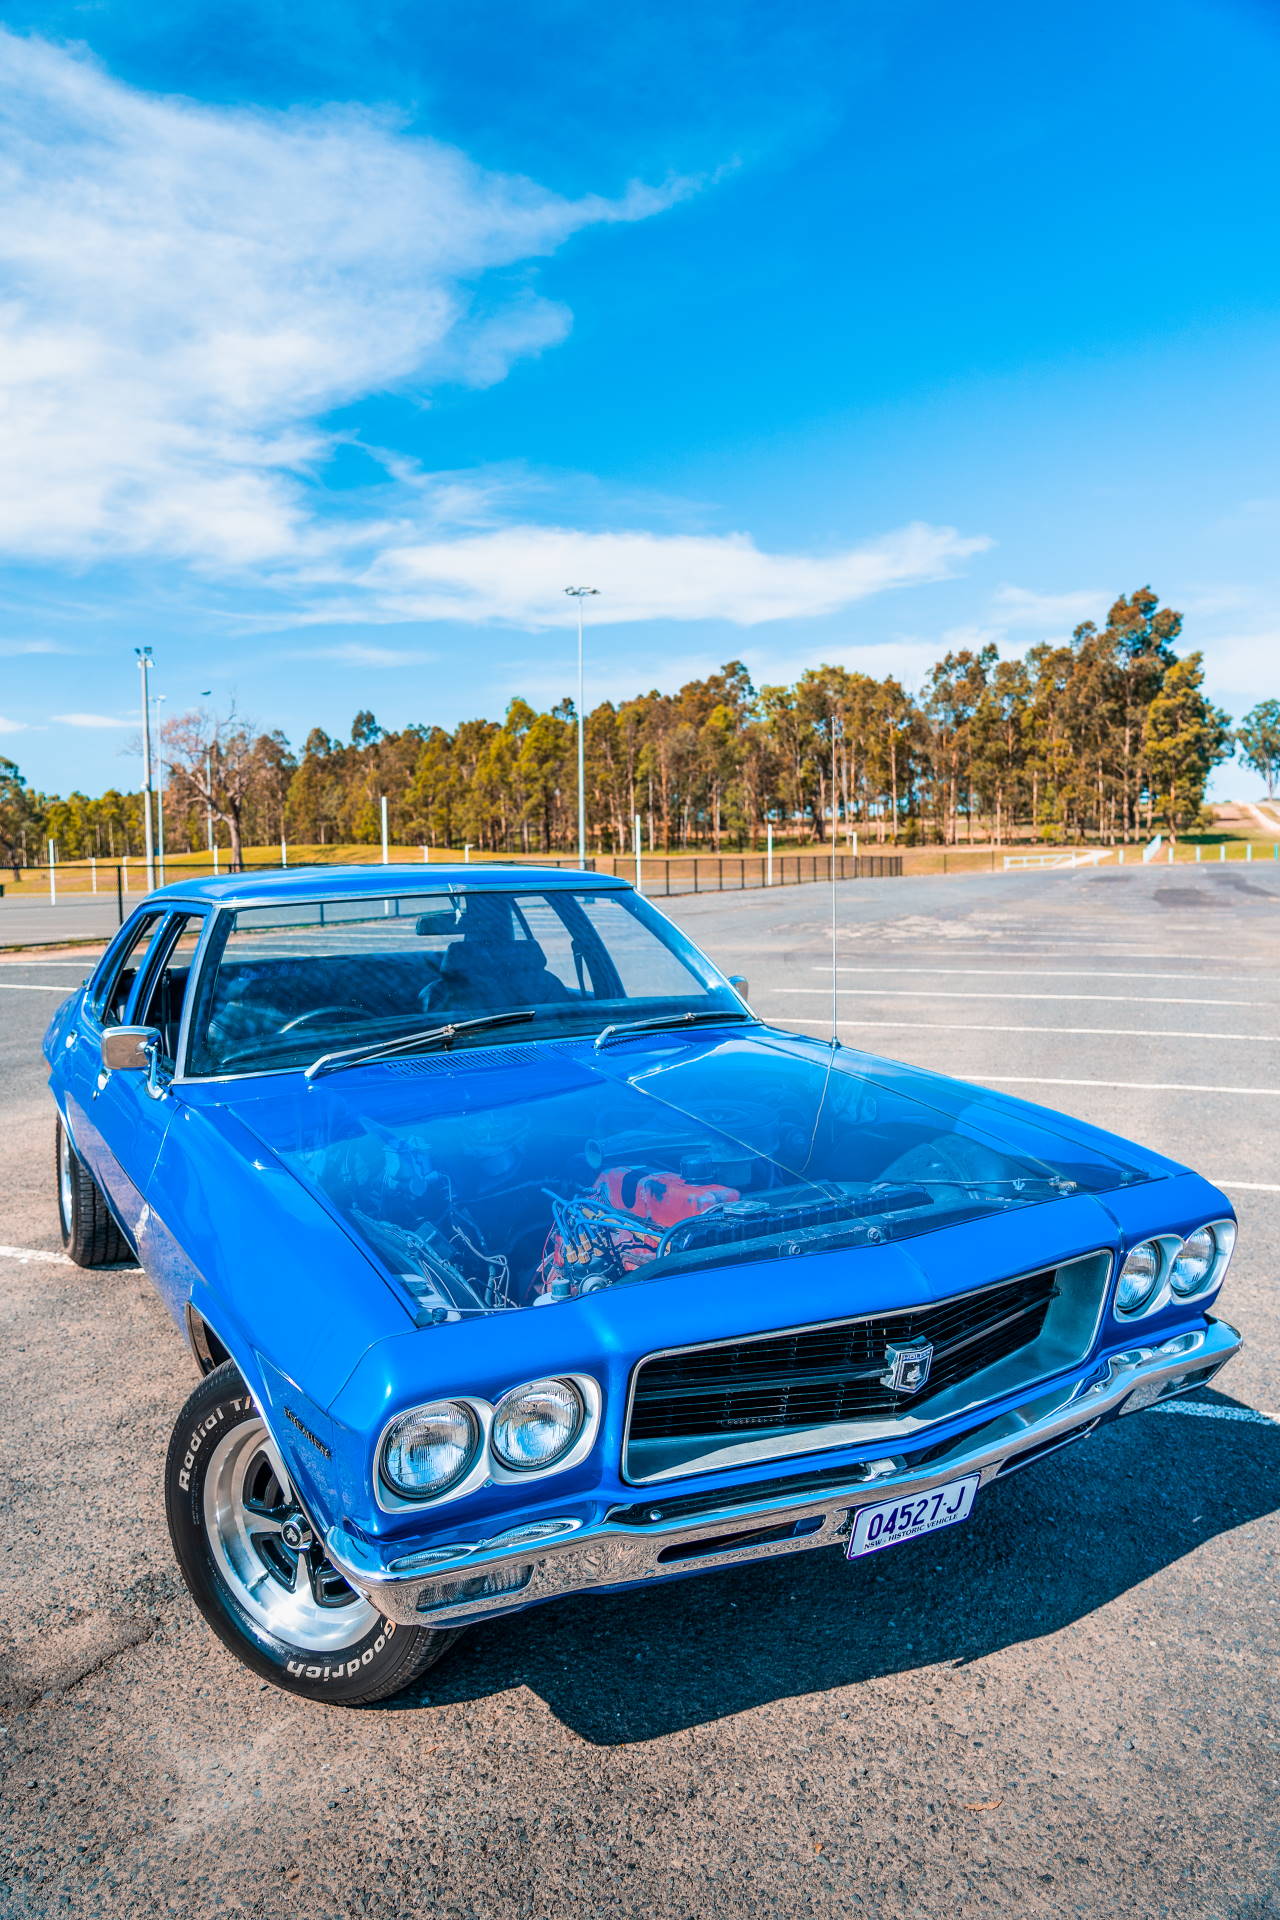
[326,1318,1240,1630]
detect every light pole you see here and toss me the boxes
[199,691,214,857]
[154,693,167,886]
[135,647,155,891]
[564,587,598,868]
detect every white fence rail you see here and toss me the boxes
[1002,850,1115,871]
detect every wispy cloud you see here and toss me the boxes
[990,585,1105,629]
[334,521,990,628]
[0,639,70,655]
[51,711,133,728]
[287,643,437,666]
[0,713,29,733]
[0,32,694,572]
[0,36,993,641]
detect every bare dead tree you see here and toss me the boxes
[162,707,260,870]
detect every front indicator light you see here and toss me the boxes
[491,1378,585,1472]
[1116,1241,1161,1314]
[1171,1226,1217,1296]
[382,1401,480,1499]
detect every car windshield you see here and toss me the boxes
[185,885,747,1076]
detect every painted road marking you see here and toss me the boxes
[776,1015,1278,1043]
[1150,1402,1278,1427]
[0,1242,137,1270]
[0,981,75,991]
[777,987,1253,1007]
[820,966,1262,985]
[975,1075,1280,1097]
[1207,1181,1280,1191]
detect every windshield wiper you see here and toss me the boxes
[306,1010,535,1080]
[593,1008,755,1052]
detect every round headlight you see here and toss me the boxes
[1116,1240,1161,1313]
[381,1401,480,1499]
[491,1378,585,1473]
[1171,1225,1217,1296]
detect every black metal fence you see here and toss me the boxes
[2,849,903,925]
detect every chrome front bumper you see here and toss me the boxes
[327,1318,1239,1630]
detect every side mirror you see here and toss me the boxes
[101,1025,161,1073]
[728,975,750,1003]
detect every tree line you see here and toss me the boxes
[3,587,1279,869]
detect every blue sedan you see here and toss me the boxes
[44,866,1240,1703]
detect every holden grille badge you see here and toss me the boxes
[880,1340,934,1394]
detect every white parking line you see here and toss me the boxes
[1208,1181,1280,1192]
[776,1015,1277,1042]
[854,949,1259,967]
[0,981,74,991]
[0,1243,70,1265]
[777,987,1253,1007]
[1150,1402,1278,1427]
[976,1074,1280,1096]
[819,966,1257,985]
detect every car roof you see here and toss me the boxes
[142,863,631,908]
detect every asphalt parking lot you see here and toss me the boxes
[1,862,1277,1919]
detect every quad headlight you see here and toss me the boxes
[1171,1225,1218,1296]
[1115,1240,1162,1314]
[381,1400,480,1499]
[1114,1219,1235,1318]
[491,1378,585,1472]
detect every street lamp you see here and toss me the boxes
[199,692,214,856]
[564,587,599,868]
[135,647,155,891]
[154,694,167,887]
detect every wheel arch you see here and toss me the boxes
[185,1302,234,1376]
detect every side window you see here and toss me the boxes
[90,914,165,1026]
[576,894,706,998]
[513,896,591,995]
[137,915,206,1066]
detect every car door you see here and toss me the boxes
[59,909,168,1228]
[79,910,207,1248]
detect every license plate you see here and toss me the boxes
[846,1473,980,1559]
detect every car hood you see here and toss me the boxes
[214,1027,1164,1324]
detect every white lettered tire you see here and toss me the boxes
[165,1363,461,1704]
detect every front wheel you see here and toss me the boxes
[165,1363,461,1704]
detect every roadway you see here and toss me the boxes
[0,861,1276,1918]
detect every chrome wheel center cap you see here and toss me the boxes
[281,1517,313,1551]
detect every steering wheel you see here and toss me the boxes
[278,1005,368,1033]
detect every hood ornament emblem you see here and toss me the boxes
[880,1340,934,1395]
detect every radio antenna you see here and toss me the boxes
[803,708,842,1176]
[830,713,841,1046]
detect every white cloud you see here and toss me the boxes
[0,36,992,639]
[52,711,133,728]
[0,639,69,654]
[0,713,29,733]
[990,585,1105,629]
[0,33,692,570]
[287,643,437,666]
[1195,630,1280,705]
[341,521,990,628]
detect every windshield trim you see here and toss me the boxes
[175,885,742,1083]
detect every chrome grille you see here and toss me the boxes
[626,1266,1062,1473]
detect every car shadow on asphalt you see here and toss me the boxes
[395,1393,1279,1745]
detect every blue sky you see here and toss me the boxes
[1,0,1278,796]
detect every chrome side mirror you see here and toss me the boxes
[101,1025,161,1072]
[101,1025,167,1095]
[728,975,750,1003]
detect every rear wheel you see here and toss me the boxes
[55,1115,132,1267]
[165,1364,461,1704]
